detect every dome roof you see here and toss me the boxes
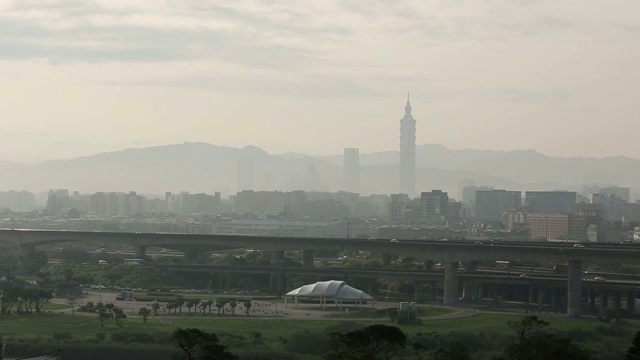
[285,280,373,300]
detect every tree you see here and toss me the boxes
[243,300,252,316]
[113,307,126,327]
[139,307,150,323]
[66,295,79,315]
[98,308,111,328]
[215,299,227,315]
[199,301,207,315]
[429,341,471,360]
[323,324,406,360]
[186,300,195,316]
[506,316,549,360]
[151,302,160,316]
[229,300,237,316]
[172,327,238,360]
[206,300,214,315]
[627,330,640,360]
[499,316,593,360]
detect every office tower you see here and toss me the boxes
[399,92,416,195]
[421,190,449,223]
[599,186,630,203]
[525,191,577,214]
[237,157,254,192]
[390,193,410,220]
[342,148,360,193]
[475,190,522,224]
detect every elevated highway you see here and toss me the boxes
[2,229,640,317]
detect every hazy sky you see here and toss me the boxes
[1,0,639,163]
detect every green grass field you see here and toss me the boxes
[0,311,635,360]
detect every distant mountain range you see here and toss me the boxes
[0,142,637,199]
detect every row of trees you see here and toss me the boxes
[163,298,252,316]
[76,301,127,327]
[168,316,640,360]
[0,285,52,314]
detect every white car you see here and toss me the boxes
[573,244,585,248]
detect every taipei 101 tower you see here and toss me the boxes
[399,92,416,195]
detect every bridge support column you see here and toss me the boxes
[567,260,582,317]
[302,250,314,268]
[430,282,438,302]
[270,251,284,295]
[476,284,484,305]
[443,262,459,305]
[135,246,146,258]
[461,261,478,302]
[538,288,545,312]
[527,285,535,312]
[588,288,596,312]
[550,288,557,312]
[627,291,636,314]
[492,285,501,307]
[613,291,622,310]
[599,291,608,319]
[414,281,420,302]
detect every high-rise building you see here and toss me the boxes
[399,92,416,195]
[475,190,521,224]
[46,189,71,214]
[390,193,410,220]
[599,186,630,203]
[421,190,449,223]
[525,191,577,214]
[342,148,360,193]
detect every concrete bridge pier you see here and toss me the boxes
[270,251,284,295]
[627,291,636,314]
[430,282,438,302]
[567,260,583,317]
[442,262,459,305]
[302,250,314,268]
[588,288,596,312]
[135,246,146,258]
[613,291,622,310]
[538,288,545,312]
[550,288,557,312]
[476,283,484,305]
[599,291,608,318]
[461,261,478,302]
[492,285,501,307]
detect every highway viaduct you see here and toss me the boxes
[2,229,640,318]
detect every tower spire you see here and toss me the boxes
[404,91,412,115]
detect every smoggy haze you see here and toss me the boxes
[1,0,639,163]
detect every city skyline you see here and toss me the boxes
[1,1,640,162]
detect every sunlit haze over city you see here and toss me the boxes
[1,1,639,162]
